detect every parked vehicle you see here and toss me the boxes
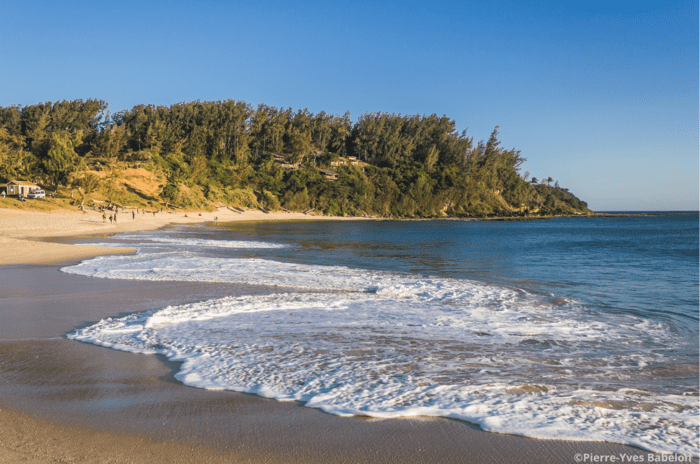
[26,189,46,199]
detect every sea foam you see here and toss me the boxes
[116,233,288,249]
[63,242,699,456]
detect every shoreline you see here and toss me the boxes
[0,206,597,266]
[3,206,694,266]
[0,207,362,265]
[0,209,690,463]
[0,265,660,464]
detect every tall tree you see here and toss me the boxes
[44,131,81,189]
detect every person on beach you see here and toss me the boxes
[109,215,113,223]
[102,212,106,223]
[132,211,135,220]
[114,212,117,223]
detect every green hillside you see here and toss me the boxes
[0,99,590,217]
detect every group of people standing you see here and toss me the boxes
[101,206,141,223]
[100,206,167,224]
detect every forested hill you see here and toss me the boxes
[0,99,590,217]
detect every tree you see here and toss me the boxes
[249,105,270,158]
[424,145,439,171]
[268,108,289,153]
[530,177,538,184]
[184,126,209,161]
[286,127,312,165]
[75,173,100,195]
[22,102,51,149]
[162,173,180,203]
[44,131,81,189]
[329,111,352,156]
[93,124,127,160]
[312,111,332,153]
[0,128,28,181]
[72,173,101,209]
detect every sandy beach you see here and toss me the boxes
[0,206,352,266]
[0,208,672,463]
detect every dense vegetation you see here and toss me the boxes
[0,99,589,217]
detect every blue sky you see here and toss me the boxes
[1,0,697,211]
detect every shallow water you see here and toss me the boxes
[64,214,699,456]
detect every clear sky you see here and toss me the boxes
[1,0,697,211]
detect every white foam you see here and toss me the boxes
[69,293,698,454]
[62,235,698,456]
[115,234,288,249]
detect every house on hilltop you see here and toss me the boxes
[271,153,300,170]
[331,157,362,168]
[318,169,338,181]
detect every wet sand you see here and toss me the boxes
[0,262,669,463]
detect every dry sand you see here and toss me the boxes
[0,206,345,265]
[0,207,670,463]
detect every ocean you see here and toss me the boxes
[62,213,699,456]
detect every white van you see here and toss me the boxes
[26,189,46,199]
